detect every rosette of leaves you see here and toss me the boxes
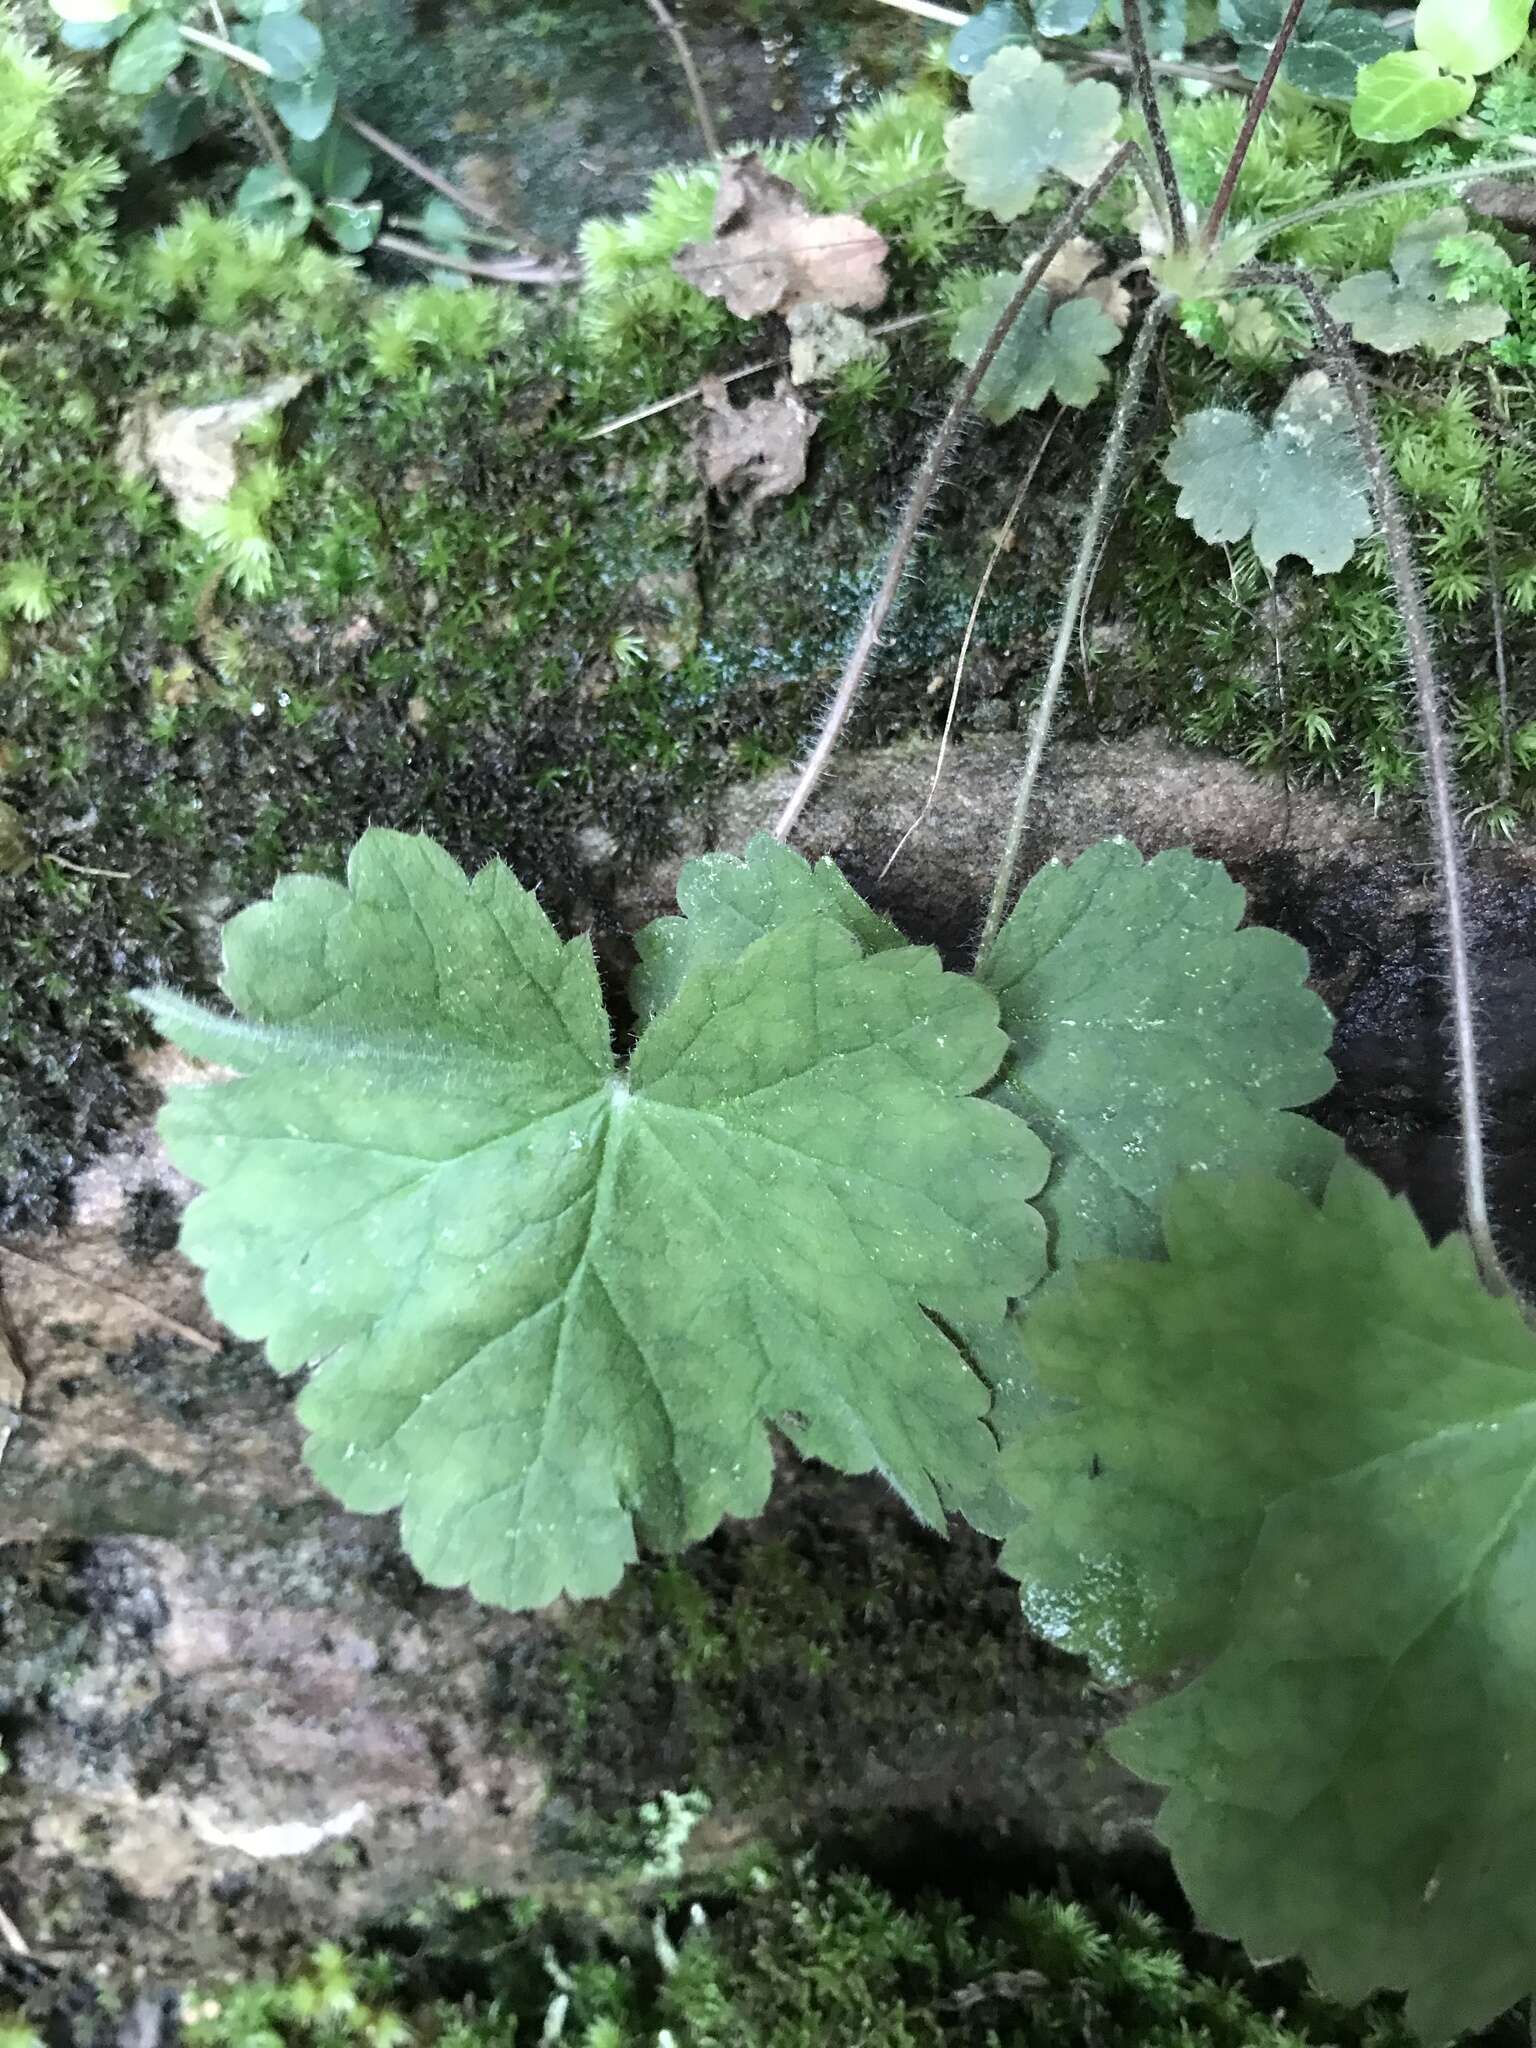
[1326,206,1510,355]
[998,1163,1536,2039]
[139,831,1050,1611]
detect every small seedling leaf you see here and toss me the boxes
[290,122,373,200]
[140,831,1048,1611]
[1350,49,1474,140]
[947,0,1032,74]
[1003,1164,1536,2038]
[1327,206,1510,353]
[255,8,325,81]
[140,87,206,162]
[271,65,338,142]
[320,198,382,252]
[1163,372,1373,573]
[952,274,1122,419]
[945,46,1122,222]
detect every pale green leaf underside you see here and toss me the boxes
[1163,374,1373,573]
[630,832,901,1024]
[1415,0,1528,78]
[141,830,1046,1610]
[945,45,1122,222]
[1326,206,1509,355]
[1006,1165,1536,2038]
[952,275,1121,420]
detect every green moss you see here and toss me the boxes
[134,1862,1427,2047]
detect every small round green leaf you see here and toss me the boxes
[140,87,207,163]
[1415,0,1528,77]
[1327,204,1509,353]
[271,65,338,141]
[951,273,1122,420]
[1349,48,1474,139]
[320,197,382,252]
[50,0,131,21]
[290,122,373,199]
[1036,0,1100,33]
[945,45,1122,221]
[107,11,186,94]
[234,163,314,235]
[255,8,325,81]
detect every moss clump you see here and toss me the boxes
[45,1863,1418,2047]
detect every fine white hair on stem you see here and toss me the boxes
[977,299,1170,959]
[770,141,1139,845]
[1256,265,1506,1292]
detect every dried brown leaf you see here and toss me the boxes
[1080,273,1132,330]
[698,374,818,512]
[786,300,887,385]
[1039,235,1106,298]
[675,153,889,319]
[117,373,311,527]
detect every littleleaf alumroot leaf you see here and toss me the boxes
[1005,1166,1536,2038]
[1162,371,1374,573]
[945,46,1122,223]
[140,831,1048,1611]
[1326,206,1510,355]
[951,275,1122,420]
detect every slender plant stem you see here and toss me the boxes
[180,20,273,73]
[642,0,723,159]
[1240,155,1536,256]
[771,141,1138,843]
[1199,0,1309,247]
[1262,266,1504,1289]
[1122,0,1187,249]
[341,112,521,235]
[376,232,574,286]
[1484,372,1514,797]
[207,0,290,176]
[977,300,1169,957]
[881,419,1060,879]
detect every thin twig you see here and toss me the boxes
[583,311,936,439]
[341,112,518,235]
[376,232,577,286]
[1260,266,1505,1291]
[180,20,273,73]
[771,140,1140,843]
[881,420,1060,879]
[208,0,290,176]
[977,299,1169,956]
[44,853,136,880]
[0,1244,221,1354]
[1240,154,1536,257]
[1122,0,1188,249]
[0,1903,30,1960]
[1199,0,1309,248]
[643,0,723,159]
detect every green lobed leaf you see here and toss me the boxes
[1326,205,1510,354]
[1036,0,1100,34]
[1004,1165,1536,2037]
[107,10,185,93]
[977,841,1337,1276]
[1162,372,1373,573]
[256,7,325,81]
[140,830,1048,1611]
[945,45,1122,222]
[271,65,338,142]
[951,276,1122,419]
[1415,0,1528,77]
[630,833,902,1025]
[1350,49,1474,140]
